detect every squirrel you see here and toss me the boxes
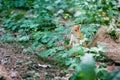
[69,25,86,47]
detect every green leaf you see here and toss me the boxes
[17,35,29,41]
[17,59,23,64]
[97,70,109,80]
[71,54,96,80]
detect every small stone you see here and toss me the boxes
[10,71,18,78]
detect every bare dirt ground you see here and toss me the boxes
[0,42,68,80]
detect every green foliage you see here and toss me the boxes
[0,0,119,79]
[17,59,23,64]
[97,69,109,80]
[0,33,15,42]
[0,0,33,9]
[70,54,97,80]
[81,24,100,39]
[107,68,120,80]
[70,54,110,80]
[74,0,119,24]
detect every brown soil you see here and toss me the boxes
[0,65,12,80]
[0,42,68,80]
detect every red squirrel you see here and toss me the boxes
[69,25,86,47]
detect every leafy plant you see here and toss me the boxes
[107,68,120,80]
[70,54,96,80]
[0,0,119,79]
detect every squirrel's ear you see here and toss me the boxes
[77,25,80,29]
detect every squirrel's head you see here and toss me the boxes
[71,25,81,38]
[71,25,80,33]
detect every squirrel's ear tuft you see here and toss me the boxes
[77,25,80,29]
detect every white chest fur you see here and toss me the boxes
[71,34,79,46]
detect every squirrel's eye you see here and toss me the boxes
[75,30,77,31]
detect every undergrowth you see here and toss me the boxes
[0,0,120,80]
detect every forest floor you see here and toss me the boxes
[0,23,69,80]
[0,42,68,80]
[0,23,120,80]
